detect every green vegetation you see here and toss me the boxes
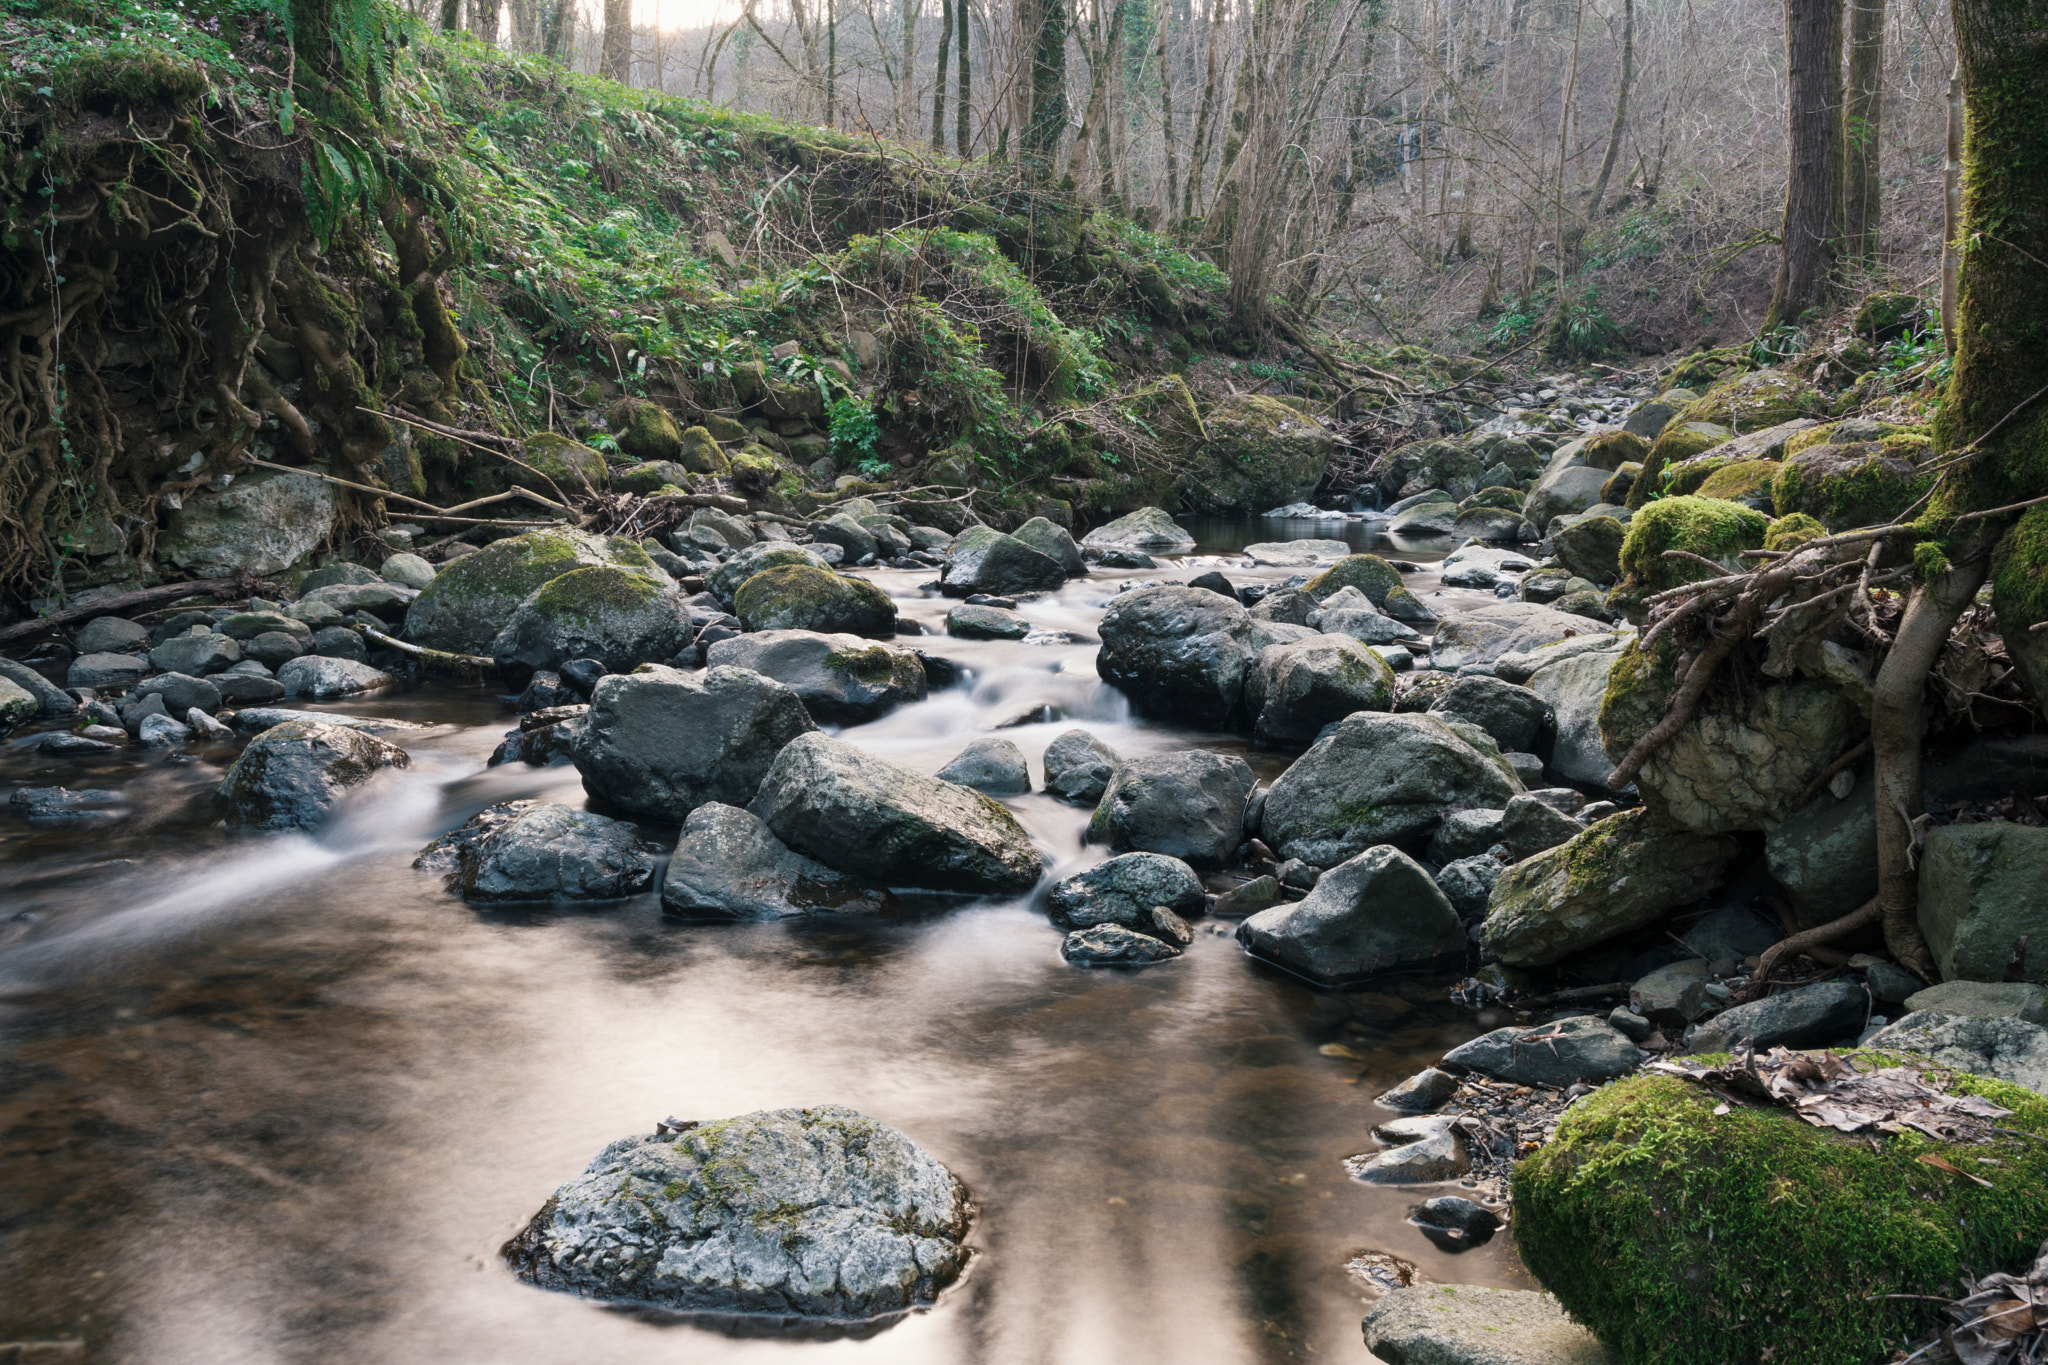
[1618,496,1769,593]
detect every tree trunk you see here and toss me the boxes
[932,0,953,149]
[1763,0,1845,329]
[439,0,462,32]
[1023,0,1069,173]
[1183,4,1221,223]
[954,0,970,153]
[471,0,499,47]
[1841,0,1884,260]
[541,0,567,58]
[1158,26,1180,226]
[1940,64,1962,353]
[828,0,839,128]
[1586,0,1633,218]
[601,0,631,83]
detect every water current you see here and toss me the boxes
[0,517,1531,1365]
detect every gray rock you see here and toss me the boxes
[1902,981,2048,1026]
[1238,846,1466,985]
[276,656,397,700]
[1378,1067,1460,1113]
[1088,749,1255,869]
[1438,545,1536,590]
[135,671,222,716]
[65,651,147,691]
[732,564,897,637]
[379,552,437,588]
[1430,602,1611,671]
[298,581,418,617]
[1677,904,1783,962]
[39,732,119,754]
[0,657,77,715]
[661,803,885,920]
[1523,641,1629,787]
[504,1105,970,1319]
[148,632,241,676]
[1041,729,1119,805]
[74,616,150,655]
[1857,958,1923,1009]
[705,630,926,724]
[1863,1011,2048,1096]
[301,562,382,591]
[312,626,367,662]
[684,506,756,552]
[1434,856,1504,924]
[1261,713,1524,865]
[1044,852,1205,930]
[939,525,1066,598]
[1764,784,1878,928]
[490,565,692,675]
[1427,675,1554,753]
[1244,634,1395,745]
[1081,506,1195,552]
[416,800,657,902]
[809,513,879,564]
[217,610,313,642]
[1320,608,1424,647]
[1012,516,1086,576]
[945,603,1031,640]
[1609,1007,1654,1042]
[1524,463,1614,531]
[137,712,192,747]
[1442,1015,1641,1087]
[1688,979,1869,1052]
[1364,1284,1615,1365]
[1916,823,2048,985]
[223,707,426,734]
[243,630,309,668]
[215,671,286,703]
[164,466,336,575]
[750,733,1044,895]
[1091,547,1158,569]
[408,528,657,654]
[1429,809,1507,864]
[8,786,128,826]
[1500,794,1583,860]
[1062,924,1183,965]
[216,719,411,830]
[1345,1119,1470,1183]
[1630,959,1713,1027]
[186,707,233,739]
[1243,539,1353,567]
[573,665,816,821]
[935,737,1031,795]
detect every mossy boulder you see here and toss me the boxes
[1617,496,1769,594]
[1460,485,1527,513]
[1773,441,1936,530]
[1583,429,1650,472]
[1691,459,1780,508]
[611,461,693,496]
[1380,437,1483,499]
[1659,453,1736,497]
[606,397,683,462]
[1992,505,2048,709]
[518,433,609,497]
[728,445,784,497]
[1682,367,1828,433]
[733,564,897,636]
[1303,554,1403,606]
[1512,1069,2048,1365]
[1765,512,1827,553]
[1662,346,1752,392]
[491,565,692,674]
[1184,395,1334,514]
[1854,290,1925,341]
[1600,462,1642,504]
[406,529,655,655]
[677,425,731,476]
[706,542,832,606]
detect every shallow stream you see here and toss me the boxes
[0,518,1532,1365]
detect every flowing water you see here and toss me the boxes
[0,519,1532,1365]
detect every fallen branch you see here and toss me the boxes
[353,624,503,678]
[243,458,573,524]
[1742,898,1880,1000]
[0,575,260,644]
[361,407,579,515]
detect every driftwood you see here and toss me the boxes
[0,576,259,644]
[354,624,504,678]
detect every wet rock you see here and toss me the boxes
[223,707,423,734]
[407,528,656,655]
[1863,1012,2048,1095]
[8,786,128,826]
[939,526,1066,598]
[1676,904,1782,962]
[1092,547,1157,569]
[491,565,693,675]
[1429,603,1610,672]
[1427,675,1554,753]
[935,737,1031,795]
[302,562,382,591]
[1044,852,1205,930]
[518,670,581,711]
[1094,585,1259,726]
[1244,634,1395,745]
[217,610,311,643]
[1525,464,1614,532]
[1439,546,1536,591]
[1364,1285,1615,1365]
[1629,960,1713,1027]
[244,630,309,668]
[74,616,150,655]
[38,732,119,754]
[1500,794,1583,861]
[705,630,926,725]
[945,603,1031,640]
[810,513,879,564]
[1764,783,1878,927]
[312,626,367,662]
[1411,1195,1501,1249]
[1087,750,1255,869]
[1081,506,1195,553]
[503,1105,970,1319]
[1607,1007,1653,1042]
[573,665,816,821]
[1238,846,1466,985]
[216,719,411,830]
[1041,729,1120,805]
[164,465,336,576]
[215,670,287,704]
[1378,1067,1460,1113]
[1441,1015,1640,1087]
[1521,639,1628,787]
[1428,810,1507,865]
[1213,874,1284,916]
[137,712,192,747]
[0,658,76,716]
[1346,1119,1470,1183]
[661,803,885,920]
[1011,516,1086,577]
[147,632,241,676]
[734,565,898,636]
[1261,713,1524,866]
[750,733,1044,895]
[1479,809,1736,967]
[1902,981,2048,1026]
[379,552,437,588]
[1244,539,1352,567]
[417,800,657,903]
[134,672,221,716]
[1687,979,1868,1053]
[276,656,398,700]
[297,581,417,617]
[1062,924,1184,965]
[1916,823,2048,985]
[1552,515,1626,584]
[186,707,233,740]
[1434,856,1504,925]
[0,675,37,727]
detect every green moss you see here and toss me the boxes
[1772,443,1935,531]
[1617,496,1769,593]
[678,426,730,476]
[1764,513,1826,552]
[1304,554,1402,605]
[1585,430,1650,469]
[1991,505,2048,628]
[1599,462,1642,504]
[1681,368,1828,434]
[824,644,913,686]
[1512,1069,2048,1365]
[728,447,783,497]
[519,434,609,495]
[1633,423,1733,508]
[528,564,664,624]
[1184,394,1334,514]
[733,564,895,633]
[606,398,682,462]
[1460,486,1526,512]
[1660,454,1736,497]
[1691,459,1780,504]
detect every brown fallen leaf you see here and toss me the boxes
[1916,1152,1995,1187]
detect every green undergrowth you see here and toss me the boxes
[1513,1068,2048,1365]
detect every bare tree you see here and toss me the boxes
[1763,0,1845,329]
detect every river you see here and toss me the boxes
[0,517,1532,1365]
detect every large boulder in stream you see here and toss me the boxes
[1042,729,1121,805]
[1081,506,1195,553]
[1259,713,1524,866]
[1094,584,1257,726]
[490,565,693,674]
[216,719,411,830]
[749,733,1044,895]
[706,542,833,608]
[734,565,898,636]
[1237,846,1466,985]
[572,665,817,821]
[503,1105,971,1319]
[1044,852,1206,930]
[1243,634,1395,745]
[415,800,658,903]
[938,525,1066,598]
[661,803,888,920]
[706,630,927,724]
[1087,750,1256,869]
[405,529,659,656]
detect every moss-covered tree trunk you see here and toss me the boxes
[1841,0,1884,260]
[1763,0,1845,329]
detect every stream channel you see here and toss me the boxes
[0,515,1535,1365]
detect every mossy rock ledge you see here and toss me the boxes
[405,529,655,655]
[1512,1068,2048,1365]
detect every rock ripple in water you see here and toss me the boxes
[504,1105,971,1320]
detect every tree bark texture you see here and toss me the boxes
[932,0,953,149]
[1841,0,1884,259]
[1940,64,1962,354]
[601,0,631,82]
[1022,0,1069,172]
[1586,0,1633,218]
[1763,0,1845,329]
[953,0,969,153]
